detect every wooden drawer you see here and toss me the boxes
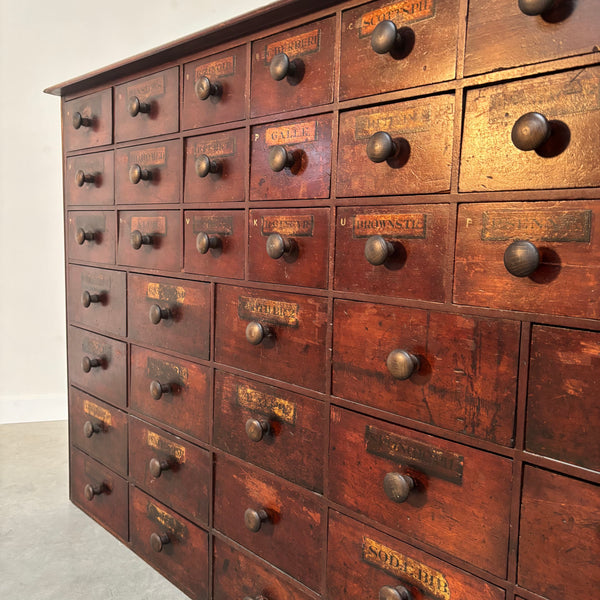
[67,265,126,337]
[63,89,112,151]
[130,486,209,600]
[250,114,332,201]
[214,454,325,591]
[460,66,600,191]
[182,45,247,130]
[67,211,116,265]
[453,201,600,320]
[332,299,519,445]
[213,371,326,492]
[339,0,459,101]
[249,207,330,288]
[250,17,335,118]
[117,210,181,272]
[68,326,127,409]
[130,345,211,442]
[114,67,179,142]
[128,273,210,360]
[115,140,181,204]
[215,285,328,392]
[328,510,505,600]
[70,446,128,540]
[337,95,454,197]
[65,151,114,206]
[518,467,600,600]
[184,129,246,204]
[329,407,512,577]
[69,387,127,476]
[526,325,600,471]
[334,204,451,301]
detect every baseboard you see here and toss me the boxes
[0,394,68,424]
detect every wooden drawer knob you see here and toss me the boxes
[75,169,96,187]
[195,154,221,178]
[149,457,172,478]
[386,350,419,380]
[244,508,269,532]
[81,356,102,373]
[149,304,171,325]
[128,96,151,117]
[371,20,403,55]
[504,240,540,277]
[511,112,551,151]
[81,291,101,308]
[269,145,295,172]
[367,131,397,163]
[131,230,154,249]
[150,532,170,553]
[75,228,95,245]
[72,112,92,129]
[266,233,294,259]
[84,482,105,501]
[245,418,270,442]
[83,420,102,438]
[270,52,296,81]
[518,0,554,15]
[245,321,272,345]
[196,232,221,254]
[195,75,222,100]
[380,585,413,600]
[150,380,172,400]
[383,472,415,504]
[365,235,394,265]
[129,164,153,184]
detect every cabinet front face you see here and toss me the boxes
[63,89,112,151]
[67,211,116,265]
[65,151,114,206]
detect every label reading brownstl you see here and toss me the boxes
[195,55,236,80]
[146,282,186,304]
[83,400,112,426]
[236,385,297,425]
[260,215,314,237]
[263,29,321,64]
[191,214,234,236]
[146,430,186,463]
[353,213,427,239]
[265,121,318,146]
[357,0,436,37]
[146,502,187,541]
[130,216,166,235]
[190,137,236,159]
[126,76,165,100]
[146,357,189,384]
[238,296,299,327]
[354,108,431,138]
[128,146,166,167]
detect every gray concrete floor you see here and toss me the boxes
[0,420,188,599]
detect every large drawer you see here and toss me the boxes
[63,89,112,151]
[65,151,114,206]
[67,211,116,265]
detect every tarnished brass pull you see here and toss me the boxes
[81,356,102,373]
[84,482,105,501]
[150,532,170,553]
[245,321,272,345]
[367,131,397,163]
[81,291,101,308]
[196,232,221,254]
[371,20,403,55]
[383,472,415,503]
[195,75,222,100]
[83,420,102,438]
[149,304,171,325]
[195,154,221,178]
[269,145,295,172]
[149,457,172,478]
[72,112,92,129]
[518,0,554,16]
[266,233,294,259]
[386,350,419,380]
[504,240,540,277]
[245,418,270,442]
[511,112,551,151]
[244,508,269,532]
[76,228,95,245]
[150,380,172,400]
[75,169,96,186]
[365,235,394,265]
[270,52,296,81]
[379,585,413,600]
[131,230,153,250]
[129,164,152,184]
[128,96,151,117]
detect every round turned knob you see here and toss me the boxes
[150,532,170,553]
[195,75,222,101]
[503,240,540,277]
[75,169,96,187]
[195,154,221,178]
[266,233,294,259]
[83,420,101,438]
[149,304,171,325]
[245,321,271,345]
[128,96,151,117]
[149,457,172,478]
[518,0,554,16]
[379,585,413,600]
[270,52,297,81]
[81,290,101,308]
[365,235,395,265]
[269,145,295,172]
[367,131,397,163]
[244,508,269,532]
[84,483,105,501]
[150,380,172,400]
[511,112,551,151]
[383,472,415,504]
[196,232,221,254]
[386,349,419,380]
[129,163,152,184]
[371,20,402,55]
[245,418,270,442]
[72,112,92,129]
[131,230,153,250]
[75,228,95,245]
[81,356,102,373]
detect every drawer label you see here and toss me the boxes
[357,0,436,37]
[80,270,111,290]
[260,215,314,237]
[191,214,234,235]
[68,154,106,174]
[355,108,431,137]
[127,76,165,99]
[81,338,110,358]
[365,426,464,485]
[128,146,166,167]
[130,216,167,235]
[146,356,189,384]
[146,283,186,304]
[83,400,112,426]
[265,121,318,146]
[146,502,187,541]
[73,214,106,232]
[238,296,299,327]
[353,213,427,239]
[362,537,450,600]
[236,384,297,425]
[189,137,236,159]
[146,430,186,463]
[195,55,236,80]
[480,209,592,243]
[263,29,321,64]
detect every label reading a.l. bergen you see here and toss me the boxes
[129,146,166,167]
[265,121,318,146]
[192,214,234,236]
[146,282,186,305]
[81,270,111,290]
[146,430,186,463]
[264,29,321,64]
[236,385,297,425]
[191,137,236,159]
[260,215,314,237]
[354,108,431,138]
[362,537,450,600]
[146,356,189,384]
[358,0,436,37]
[238,296,299,327]
[195,55,236,80]
[353,213,427,239]
[146,502,187,541]
[83,400,112,426]
[130,216,166,236]
[126,76,165,100]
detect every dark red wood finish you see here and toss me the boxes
[67,211,116,265]
[63,89,112,151]
[65,151,114,206]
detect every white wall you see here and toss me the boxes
[0,0,271,423]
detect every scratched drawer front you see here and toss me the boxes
[214,371,326,492]
[114,67,179,143]
[518,467,600,600]
[63,89,112,151]
[214,285,328,392]
[128,274,210,360]
[117,210,181,272]
[67,211,116,264]
[339,0,460,101]
[65,151,114,206]
[453,201,600,319]
[334,204,451,301]
[250,17,335,118]
[250,114,333,201]
[328,510,505,600]
[249,208,330,288]
[68,326,127,409]
[130,345,210,442]
[69,387,127,476]
[337,95,454,197]
[332,299,519,445]
[329,407,512,577]
[115,140,181,204]
[214,454,325,591]
[70,446,128,541]
[67,265,126,337]
[130,486,209,600]
[460,66,600,191]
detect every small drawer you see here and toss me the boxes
[214,454,325,591]
[215,285,328,392]
[114,67,179,143]
[214,371,326,492]
[329,407,512,577]
[249,208,330,288]
[66,151,114,206]
[67,265,126,337]
[70,446,128,541]
[519,467,600,599]
[182,45,246,129]
[250,17,335,118]
[339,0,460,101]
[250,114,332,201]
[115,140,181,204]
[130,345,211,443]
[453,201,600,320]
[117,210,181,272]
[184,210,245,279]
[184,129,246,203]
[337,95,454,197]
[334,204,451,302]
[128,273,210,360]
[63,89,112,152]
[68,326,127,409]
[67,211,116,265]
[332,299,520,445]
[460,66,600,191]
[130,486,209,600]
[128,417,210,526]
[69,387,127,476]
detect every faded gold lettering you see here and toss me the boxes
[260,215,314,237]
[358,0,436,37]
[264,29,321,63]
[195,55,236,80]
[127,76,165,99]
[265,121,318,146]
[146,502,187,541]
[130,216,166,235]
[236,385,297,424]
[146,431,186,463]
[353,213,427,239]
[83,400,112,426]
[190,138,235,159]
[355,108,431,138]
[146,283,186,304]
[238,296,299,327]
[129,147,166,166]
